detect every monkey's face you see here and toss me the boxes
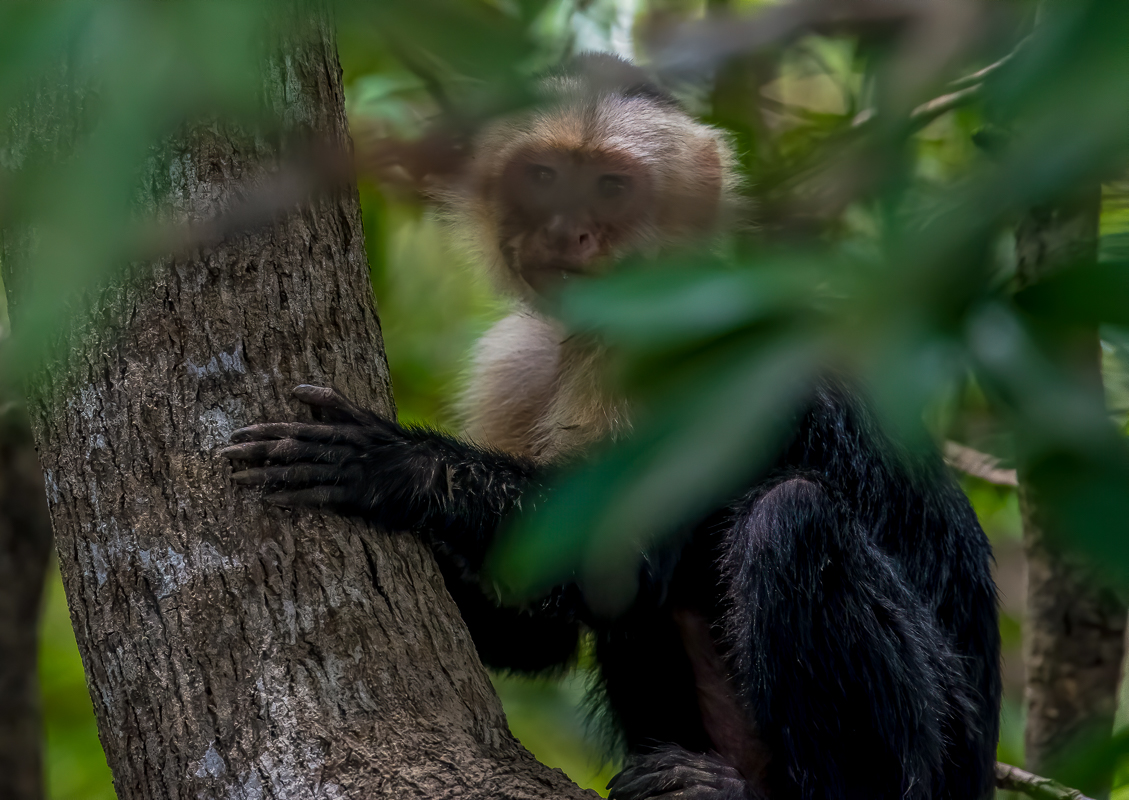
[496,147,654,294]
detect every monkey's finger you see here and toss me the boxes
[265,487,350,509]
[218,439,356,465]
[608,770,677,798]
[231,464,342,489]
[610,790,722,800]
[293,385,372,424]
[607,771,686,798]
[609,760,732,799]
[610,770,741,799]
[229,422,369,445]
[634,790,731,799]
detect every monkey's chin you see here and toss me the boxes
[520,264,588,295]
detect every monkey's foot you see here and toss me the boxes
[607,747,761,800]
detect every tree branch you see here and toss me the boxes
[850,84,982,130]
[852,36,1029,131]
[908,84,982,129]
[943,441,1018,487]
[996,762,1097,800]
[948,36,1029,91]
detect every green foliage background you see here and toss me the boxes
[4,0,1128,797]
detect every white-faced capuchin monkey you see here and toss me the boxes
[442,54,740,463]
[223,54,1000,800]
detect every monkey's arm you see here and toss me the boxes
[219,385,537,572]
[222,386,584,672]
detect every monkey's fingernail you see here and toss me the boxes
[230,427,264,442]
[265,493,300,508]
[293,384,330,399]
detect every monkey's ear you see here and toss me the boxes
[659,135,726,237]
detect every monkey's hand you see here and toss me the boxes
[220,385,535,563]
[607,748,761,800]
[220,385,402,515]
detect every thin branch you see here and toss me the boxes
[908,84,981,129]
[949,36,1030,91]
[943,441,1018,487]
[853,36,1028,130]
[388,44,456,117]
[996,762,1097,800]
[852,80,982,131]
[906,38,1028,125]
[651,0,949,79]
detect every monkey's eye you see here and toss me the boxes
[527,165,556,187]
[597,174,631,199]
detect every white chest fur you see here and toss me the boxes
[459,311,629,463]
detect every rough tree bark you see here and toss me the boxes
[0,391,53,800]
[1,6,597,799]
[1016,189,1126,796]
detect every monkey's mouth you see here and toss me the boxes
[520,262,590,294]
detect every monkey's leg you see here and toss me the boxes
[439,562,582,672]
[723,474,954,800]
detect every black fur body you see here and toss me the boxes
[223,382,1001,800]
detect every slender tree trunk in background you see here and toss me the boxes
[1016,188,1127,796]
[1,6,594,799]
[0,395,53,800]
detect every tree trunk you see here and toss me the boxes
[2,7,596,799]
[0,395,53,800]
[1016,190,1126,796]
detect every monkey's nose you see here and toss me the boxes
[573,231,598,260]
[547,227,599,264]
